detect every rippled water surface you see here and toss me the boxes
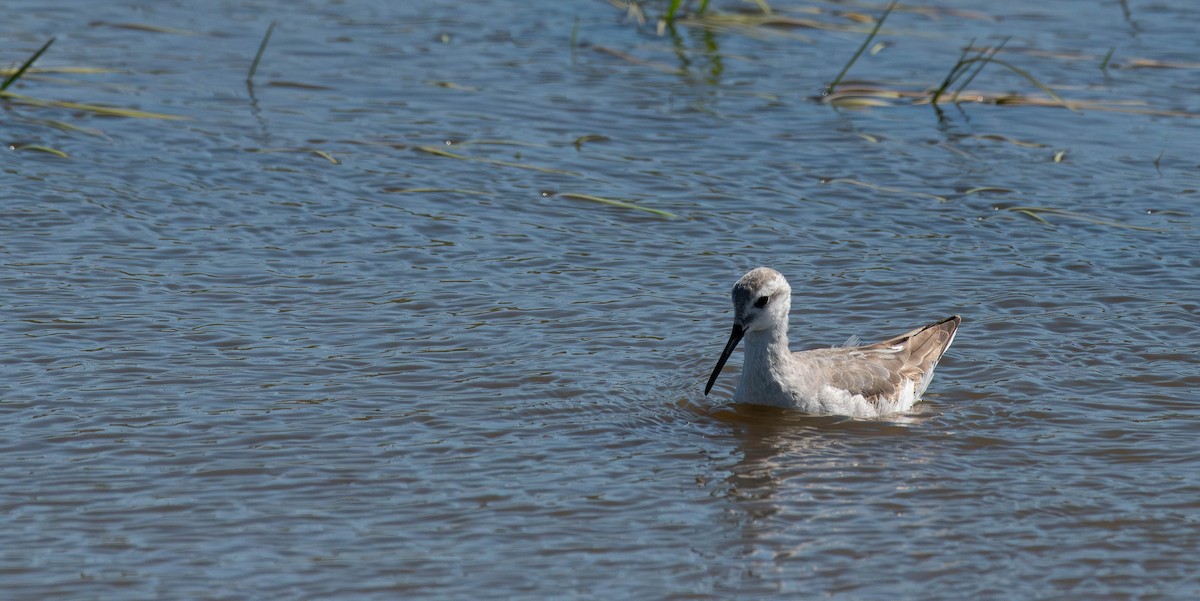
[3,0,1199,598]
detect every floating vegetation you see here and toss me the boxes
[962,186,1017,196]
[968,134,1049,149]
[572,135,610,150]
[248,147,340,164]
[414,145,582,176]
[427,80,479,92]
[820,178,948,202]
[1119,57,1200,69]
[90,22,202,36]
[9,143,69,158]
[609,1,1200,120]
[936,40,1071,112]
[382,187,489,196]
[263,81,333,90]
[1,38,186,121]
[24,119,106,138]
[2,91,187,120]
[822,83,1199,117]
[446,139,550,149]
[585,43,681,74]
[1002,206,1164,231]
[556,192,678,218]
[0,65,115,77]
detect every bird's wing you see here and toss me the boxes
[802,315,960,402]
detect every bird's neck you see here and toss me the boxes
[742,318,791,367]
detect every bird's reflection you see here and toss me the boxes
[704,402,929,519]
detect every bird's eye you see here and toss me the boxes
[754,295,769,308]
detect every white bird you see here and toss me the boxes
[705,267,960,418]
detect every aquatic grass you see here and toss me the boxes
[664,0,712,24]
[962,186,1017,195]
[1,90,187,119]
[95,22,201,35]
[1003,206,1164,231]
[815,8,1157,117]
[1119,57,1200,69]
[826,0,897,95]
[1,37,55,92]
[946,38,1010,103]
[820,177,948,202]
[449,139,552,149]
[557,192,678,218]
[414,145,582,176]
[0,66,116,78]
[665,0,683,23]
[247,21,277,84]
[10,143,69,158]
[263,81,333,90]
[424,79,475,91]
[587,44,681,74]
[248,147,340,164]
[25,118,106,137]
[1,39,187,121]
[930,41,1071,112]
[1100,47,1115,73]
[676,12,875,39]
[822,82,1199,117]
[382,187,489,196]
[969,134,1048,148]
[572,134,610,150]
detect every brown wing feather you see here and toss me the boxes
[801,315,961,402]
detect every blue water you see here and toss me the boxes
[3,0,1198,598]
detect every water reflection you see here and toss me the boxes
[664,24,724,87]
[712,405,927,510]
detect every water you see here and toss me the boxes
[3,0,1198,598]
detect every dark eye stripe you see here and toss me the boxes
[754,295,769,308]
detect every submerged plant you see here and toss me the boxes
[1,38,184,121]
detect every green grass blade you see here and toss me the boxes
[931,38,975,106]
[1100,47,1115,73]
[559,193,678,218]
[952,38,1010,102]
[975,57,1072,111]
[247,21,277,83]
[825,0,896,95]
[1,37,55,92]
[383,187,489,195]
[0,90,187,119]
[12,143,69,158]
[414,145,582,176]
[665,0,683,23]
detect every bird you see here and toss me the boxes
[704,267,960,418]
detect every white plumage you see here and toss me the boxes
[705,267,960,418]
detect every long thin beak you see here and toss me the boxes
[705,323,745,395]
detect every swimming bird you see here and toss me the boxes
[705,267,960,417]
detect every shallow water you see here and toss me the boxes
[3,0,1199,598]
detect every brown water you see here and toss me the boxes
[3,0,1199,598]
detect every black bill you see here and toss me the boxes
[704,323,745,395]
